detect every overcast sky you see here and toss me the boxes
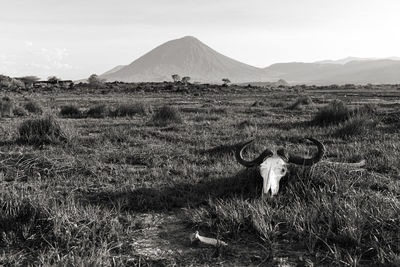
[1,0,399,80]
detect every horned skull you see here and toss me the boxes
[235,138,325,197]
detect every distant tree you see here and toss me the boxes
[172,74,181,83]
[88,74,105,88]
[17,76,40,87]
[181,76,191,85]
[48,76,61,83]
[222,78,231,86]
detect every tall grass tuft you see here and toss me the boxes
[150,105,183,126]
[24,100,43,114]
[111,102,152,117]
[60,105,82,118]
[86,104,108,118]
[18,116,67,145]
[0,96,13,117]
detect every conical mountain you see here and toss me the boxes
[101,36,268,83]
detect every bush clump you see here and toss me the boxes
[0,96,13,117]
[86,104,108,118]
[313,100,378,126]
[18,116,67,145]
[111,103,152,117]
[59,105,82,118]
[289,95,313,110]
[24,100,43,114]
[312,99,352,126]
[151,105,183,126]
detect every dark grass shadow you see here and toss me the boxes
[198,143,237,158]
[263,120,308,131]
[78,168,265,212]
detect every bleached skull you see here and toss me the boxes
[235,138,325,197]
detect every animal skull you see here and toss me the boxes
[235,137,325,197]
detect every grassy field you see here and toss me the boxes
[0,85,399,266]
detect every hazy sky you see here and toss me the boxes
[1,0,399,80]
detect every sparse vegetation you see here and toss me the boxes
[17,116,67,145]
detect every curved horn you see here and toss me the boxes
[235,140,273,167]
[287,137,325,165]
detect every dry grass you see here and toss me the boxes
[1,87,399,266]
[17,116,67,145]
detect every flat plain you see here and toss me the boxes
[1,84,399,266]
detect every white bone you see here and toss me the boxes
[189,231,228,247]
[259,155,287,197]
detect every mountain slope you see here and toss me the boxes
[101,36,268,83]
[101,65,126,76]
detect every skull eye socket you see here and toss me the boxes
[278,166,287,175]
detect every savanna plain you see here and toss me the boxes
[0,83,399,266]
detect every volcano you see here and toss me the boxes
[101,36,268,83]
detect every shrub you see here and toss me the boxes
[24,100,43,114]
[0,96,13,117]
[13,106,27,117]
[18,116,67,145]
[312,99,352,126]
[86,104,108,118]
[334,116,376,139]
[289,95,313,110]
[111,103,152,117]
[151,105,183,126]
[59,105,82,118]
[313,100,378,127]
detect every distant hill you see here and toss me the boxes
[263,59,400,84]
[101,36,400,85]
[101,36,268,83]
[315,56,400,65]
